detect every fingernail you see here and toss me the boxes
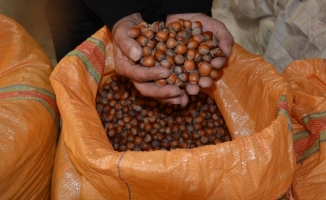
[130,47,141,61]
[158,71,170,79]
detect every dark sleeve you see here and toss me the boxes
[160,0,213,16]
[83,0,147,30]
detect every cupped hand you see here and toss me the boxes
[111,13,188,105]
[166,13,234,95]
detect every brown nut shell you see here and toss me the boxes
[188,72,199,84]
[186,49,196,60]
[155,30,169,42]
[192,35,203,44]
[192,21,202,29]
[128,26,141,38]
[154,50,166,61]
[160,60,172,69]
[183,59,195,72]
[155,79,167,87]
[174,54,185,65]
[183,20,192,30]
[143,28,155,40]
[142,46,152,56]
[198,43,210,55]
[156,42,167,53]
[174,44,188,55]
[147,39,157,49]
[166,38,178,49]
[171,21,182,32]
[198,62,213,77]
[167,73,177,85]
[210,48,224,57]
[209,69,221,80]
[187,39,199,50]
[202,31,213,40]
[136,35,148,46]
[140,55,155,67]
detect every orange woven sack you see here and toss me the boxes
[283,59,326,199]
[50,26,296,199]
[0,14,59,199]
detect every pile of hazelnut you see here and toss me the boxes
[97,74,231,152]
[127,19,224,89]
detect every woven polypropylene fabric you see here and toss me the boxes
[0,14,59,199]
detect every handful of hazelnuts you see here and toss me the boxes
[127,19,224,90]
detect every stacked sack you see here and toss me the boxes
[50,26,295,199]
[283,59,326,199]
[0,14,59,199]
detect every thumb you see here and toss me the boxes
[112,14,144,61]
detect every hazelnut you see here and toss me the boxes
[183,20,192,30]
[198,62,213,77]
[170,21,182,32]
[183,59,195,72]
[140,55,155,67]
[174,44,188,55]
[128,26,141,38]
[198,43,210,55]
[188,72,199,84]
[202,31,213,41]
[187,39,199,50]
[210,48,224,57]
[166,38,178,49]
[155,30,168,42]
[147,39,157,49]
[156,42,167,53]
[142,46,152,56]
[174,54,185,65]
[143,28,155,40]
[136,35,148,46]
[151,21,164,32]
[186,49,196,60]
[154,50,166,61]
[192,21,202,29]
[155,79,167,87]
[209,69,221,80]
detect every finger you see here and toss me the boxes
[114,47,170,82]
[114,22,143,62]
[198,77,213,88]
[180,91,188,106]
[155,90,188,106]
[186,83,200,95]
[133,81,182,99]
[156,96,182,105]
[210,56,226,69]
[212,23,234,57]
[205,19,234,57]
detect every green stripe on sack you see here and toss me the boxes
[86,37,105,54]
[67,50,101,84]
[3,96,57,121]
[277,95,292,132]
[320,130,326,142]
[303,112,326,124]
[0,84,59,129]
[0,85,55,98]
[297,139,320,163]
[293,131,310,142]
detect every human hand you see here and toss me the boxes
[166,13,234,94]
[111,13,188,106]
